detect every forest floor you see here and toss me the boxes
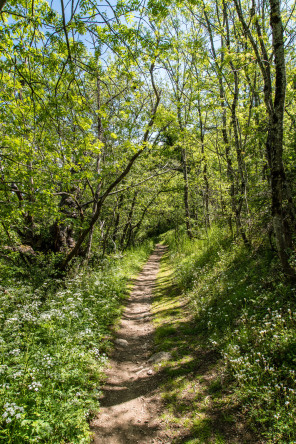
[91,245,259,444]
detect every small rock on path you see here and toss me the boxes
[148,352,172,364]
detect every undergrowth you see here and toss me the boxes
[160,226,296,443]
[0,240,153,443]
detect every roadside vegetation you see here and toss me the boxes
[153,227,296,443]
[0,240,153,443]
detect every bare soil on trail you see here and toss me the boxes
[91,244,169,444]
[91,244,262,444]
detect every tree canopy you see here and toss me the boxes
[1,0,296,277]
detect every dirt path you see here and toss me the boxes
[91,244,169,444]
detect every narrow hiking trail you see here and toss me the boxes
[91,244,169,444]
[91,244,260,444]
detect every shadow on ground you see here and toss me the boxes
[152,252,260,444]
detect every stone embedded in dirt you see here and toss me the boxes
[147,352,172,363]
[114,338,129,347]
[137,313,149,319]
[147,369,153,375]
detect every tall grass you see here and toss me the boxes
[161,227,296,442]
[0,240,153,443]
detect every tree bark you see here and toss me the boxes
[177,104,193,239]
[197,98,210,230]
[181,147,193,239]
[112,193,124,244]
[86,76,103,260]
[121,191,137,249]
[0,0,7,12]
[224,3,250,247]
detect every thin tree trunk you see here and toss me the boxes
[0,0,7,12]
[197,99,210,229]
[86,75,103,261]
[112,193,124,243]
[223,2,250,247]
[177,105,192,239]
[203,7,236,235]
[102,223,111,257]
[121,192,137,249]
[181,147,193,238]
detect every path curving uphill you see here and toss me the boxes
[91,244,168,444]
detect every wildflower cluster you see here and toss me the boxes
[0,240,153,443]
[223,304,296,441]
[2,403,24,424]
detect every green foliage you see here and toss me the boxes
[0,240,153,443]
[161,228,296,442]
[0,0,296,438]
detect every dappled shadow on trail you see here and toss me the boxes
[91,244,170,444]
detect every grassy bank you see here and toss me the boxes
[0,240,153,443]
[154,227,296,443]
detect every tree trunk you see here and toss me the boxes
[0,0,7,13]
[223,1,250,247]
[121,192,137,249]
[177,104,193,239]
[86,76,104,261]
[112,193,124,244]
[181,147,193,238]
[233,0,295,278]
[268,0,294,276]
[197,99,210,229]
